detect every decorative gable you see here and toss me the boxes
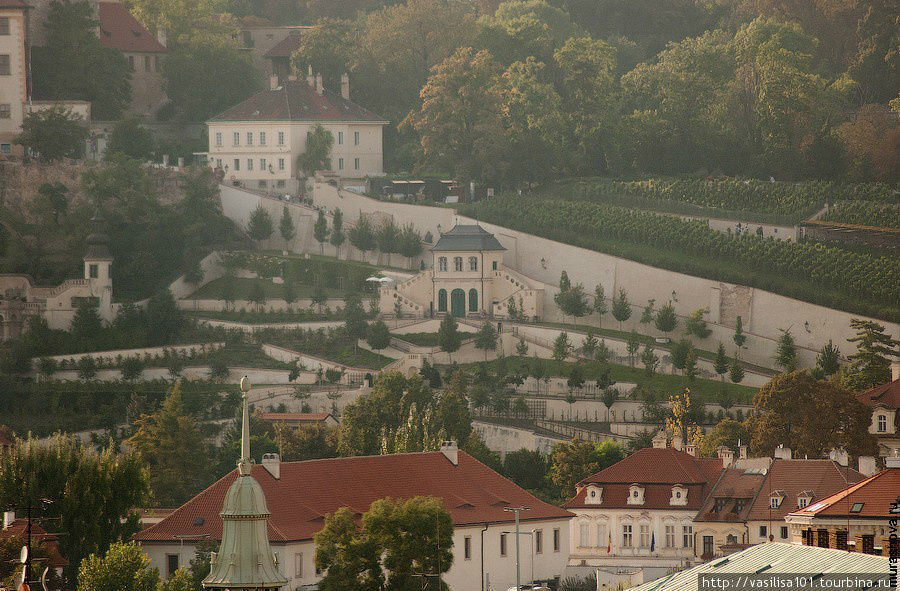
[585,485,603,505]
[797,490,814,509]
[670,485,688,506]
[627,484,645,505]
[769,490,786,509]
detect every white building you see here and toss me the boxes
[135,443,573,591]
[206,74,388,194]
[0,0,26,157]
[855,366,900,460]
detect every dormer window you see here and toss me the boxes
[670,485,688,506]
[770,496,781,509]
[877,415,887,433]
[627,485,645,505]
[797,491,813,509]
[585,485,603,505]
[713,498,728,513]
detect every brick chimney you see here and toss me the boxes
[774,445,792,460]
[269,74,279,90]
[684,443,697,457]
[306,65,314,87]
[440,441,458,466]
[156,27,167,48]
[341,72,350,100]
[315,73,324,95]
[892,360,900,382]
[857,456,877,476]
[717,446,735,467]
[261,453,281,479]
[828,448,849,467]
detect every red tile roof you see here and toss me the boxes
[264,32,302,58]
[209,79,387,123]
[258,412,334,423]
[857,379,900,409]
[98,2,167,53]
[694,468,766,523]
[1,519,68,567]
[789,468,900,519]
[0,0,27,9]
[745,459,864,521]
[134,451,572,544]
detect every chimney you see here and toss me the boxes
[652,430,667,449]
[828,448,849,467]
[684,443,697,457]
[261,453,280,479]
[885,450,900,470]
[672,434,683,451]
[717,446,735,468]
[3,511,14,530]
[739,444,748,460]
[269,74,279,90]
[858,455,878,476]
[306,65,314,87]
[315,73,323,95]
[892,360,900,382]
[774,445,792,460]
[341,72,350,100]
[440,440,458,466]
[156,27,167,48]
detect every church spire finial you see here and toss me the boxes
[238,375,252,476]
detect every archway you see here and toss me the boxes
[468,288,478,312]
[450,289,465,317]
[437,289,447,312]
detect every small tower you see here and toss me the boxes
[83,210,114,321]
[203,377,288,591]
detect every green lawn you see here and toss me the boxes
[189,277,345,300]
[390,332,441,346]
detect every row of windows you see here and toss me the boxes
[336,157,360,171]
[802,529,878,554]
[0,54,10,76]
[128,54,161,72]
[579,523,694,549]
[758,525,789,539]
[0,17,9,36]
[437,288,479,313]
[437,256,499,272]
[470,528,560,560]
[0,103,9,119]
[226,157,286,172]
[217,131,286,148]
[336,131,360,146]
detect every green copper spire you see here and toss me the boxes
[203,376,288,590]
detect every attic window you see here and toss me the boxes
[849,502,864,513]
[770,495,782,509]
[193,517,205,526]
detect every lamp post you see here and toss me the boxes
[502,528,536,585]
[503,506,530,590]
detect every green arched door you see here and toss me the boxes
[450,289,466,317]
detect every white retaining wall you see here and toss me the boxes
[36,342,225,366]
[177,298,347,312]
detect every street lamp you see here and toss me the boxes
[502,528,536,585]
[503,506,530,590]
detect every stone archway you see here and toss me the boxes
[450,289,465,317]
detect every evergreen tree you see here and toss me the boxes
[611,288,631,328]
[348,216,377,261]
[279,205,296,244]
[733,316,747,349]
[714,342,729,380]
[641,344,658,376]
[438,315,461,362]
[730,355,745,383]
[397,223,422,269]
[474,322,498,360]
[515,337,529,356]
[593,284,608,327]
[556,283,590,326]
[626,330,641,366]
[314,209,329,254]
[366,320,391,351]
[70,302,102,348]
[845,319,899,390]
[684,347,698,381]
[376,221,400,266]
[582,330,598,356]
[247,204,273,242]
[559,270,571,292]
[775,329,798,372]
[655,302,677,339]
[670,339,692,375]
[816,339,841,377]
[330,208,346,257]
[552,331,571,368]
[640,299,655,327]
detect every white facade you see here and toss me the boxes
[0,4,26,156]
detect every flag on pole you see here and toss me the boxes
[651,531,655,552]
[607,530,611,554]
[27,45,32,104]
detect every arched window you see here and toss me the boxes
[469,256,478,271]
[468,288,478,312]
[438,289,447,312]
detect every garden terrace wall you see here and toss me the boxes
[194,318,345,333]
[34,342,225,368]
[177,298,347,312]
[473,420,567,459]
[311,182,898,370]
[45,366,299,384]
[261,343,375,385]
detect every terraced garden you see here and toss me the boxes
[819,201,900,229]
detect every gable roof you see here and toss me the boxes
[209,79,387,123]
[134,451,572,544]
[264,32,302,58]
[98,2,167,53]
[745,459,864,521]
[431,225,506,252]
[788,467,900,519]
[856,379,900,410]
[694,468,766,523]
[1,519,68,567]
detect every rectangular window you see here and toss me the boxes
[276,180,285,188]
[247,159,253,171]
[215,132,222,147]
[835,530,847,550]
[128,55,134,71]
[0,18,9,35]
[622,525,632,548]
[683,525,693,548]
[878,415,887,432]
[259,131,266,146]
[453,256,463,272]
[233,159,240,171]
[464,536,471,560]
[0,144,9,155]
[278,158,285,171]
[639,524,650,548]
[500,533,507,556]
[247,132,253,145]
[0,54,10,75]
[260,158,267,171]
[258,180,267,188]
[597,524,606,549]
[354,131,359,145]
[781,526,789,540]
[817,529,829,548]
[166,554,179,578]
[338,131,343,145]
[770,496,780,509]
[278,131,285,145]
[338,158,343,170]
[354,157,359,170]
[665,525,676,548]
[89,264,98,279]
[439,257,447,272]
[144,55,151,71]
[713,499,728,512]
[0,104,9,119]
[553,528,560,552]
[294,553,302,578]
[215,158,221,168]
[535,529,543,554]
[492,261,498,270]
[155,55,160,71]
[469,256,477,271]
[579,523,589,547]
[759,526,767,538]
[233,132,240,146]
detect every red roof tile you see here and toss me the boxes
[1,519,68,567]
[264,32,302,58]
[788,468,900,519]
[745,459,864,521]
[0,0,27,9]
[258,412,334,423]
[98,2,166,54]
[209,79,387,123]
[134,451,572,544]
[566,482,709,511]
[694,468,766,523]
[857,379,900,409]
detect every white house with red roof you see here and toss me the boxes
[134,443,573,590]
[855,365,900,460]
[206,74,388,193]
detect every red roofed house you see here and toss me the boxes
[563,442,724,584]
[134,443,573,590]
[855,366,900,460]
[1,511,68,578]
[206,74,388,193]
[97,1,167,116]
[785,455,900,556]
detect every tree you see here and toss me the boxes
[600,387,618,421]
[733,316,747,349]
[438,315,461,362]
[126,383,210,507]
[714,342,729,380]
[376,221,400,266]
[816,340,841,377]
[611,289,631,328]
[366,320,391,351]
[290,18,354,90]
[640,299,656,328]
[31,0,131,120]
[748,371,877,458]
[315,507,383,591]
[474,322,498,360]
[550,439,624,499]
[559,271,571,292]
[515,337,529,356]
[684,347,698,381]
[279,206,296,245]
[775,329,798,372]
[107,117,154,160]
[70,301,102,346]
[297,124,334,177]
[330,208,346,257]
[552,331,571,368]
[144,289,183,345]
[348,216,377,261]
[77,355,98,380]
[699,418,749,458]
[655,302,677,339]
[397,224,422,269]
[502,448,549,492]
[162,41,260,122]
[730,355,745,384]
[17,106,89,161]
[845,319,899,390]
[670,339,693,375]
[556,283,590,326]
[343,291,368,348]
[665,388,704,445]
[685,308,711,339]
[626,330,641,366]
[641,345,659,376]
[594,339,611,364]
[37,182,69,225]
[76,541,159,591]
[314,209,329,254]
[582,330,598,357]
[247,205,273,243]
[220,272,236,309]
[567,364,585,395]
